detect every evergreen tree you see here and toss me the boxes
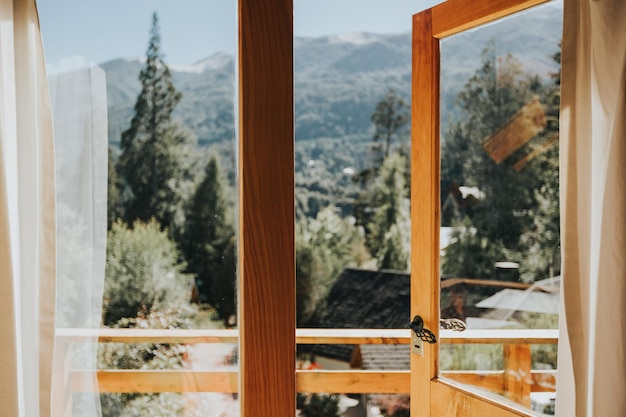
[353,90,410,247]
[118,12,195,232]
[441,43,560,281]
[366,153,410,270]
[181,156,236,323]
[370,88,409,160]
[107,147,124,228]
[296,207,371,326]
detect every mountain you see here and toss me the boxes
[102,53,235,147]
[102,5,562,152]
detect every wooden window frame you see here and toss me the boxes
[410,0,553,416]
[235,0,561,415]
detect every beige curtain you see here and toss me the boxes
[557,0,626,415]
[0,0,56,416]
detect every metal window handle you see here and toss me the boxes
[408,315,436,356]
[408,315,437,343]
[440,317,467,332]
[409,315,466,356]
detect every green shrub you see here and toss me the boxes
[103,219,193,326]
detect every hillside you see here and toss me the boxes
[103,5,561,178]
[104,10,561,148]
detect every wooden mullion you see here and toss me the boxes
[239,0,295,415]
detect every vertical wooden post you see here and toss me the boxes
[239,0,295,415]
[503,343,532,407]
[411,9,440,417]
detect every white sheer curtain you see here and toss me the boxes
[0,1,107,415]
[0,0,56,416]
[49,62,108,416]
[557,0,626,415]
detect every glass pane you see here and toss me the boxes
[39,2,239,416]
[293,2,436,414]
[439,1,562,414]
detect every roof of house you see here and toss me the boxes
[359,344,410,370]
[305,268,410,362]
[317,268,411,329]
[304,267,555,364]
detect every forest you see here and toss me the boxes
[98,9,561,417]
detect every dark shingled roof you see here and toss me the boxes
[303,268,513,364]
[305,268,410,362]
[359,344,410,370]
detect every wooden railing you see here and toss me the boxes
[54,328,557,413]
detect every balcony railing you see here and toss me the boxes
[54,328,557,414]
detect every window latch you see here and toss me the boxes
[408,315,436,356]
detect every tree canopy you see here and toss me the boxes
[441,43,560,281]
[117,12,196,233]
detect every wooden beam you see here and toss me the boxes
[411,9,440,417]
[55,328,238,344]
[503,344,532,407]
[73,370,238,394]
[69,369,555,395]
[431,0,551,39]
[296,371,410,394]
[440,329,558,345]
[56,327,558,345]
[431,379,536,417]
[442,370,505,393]
[296,328,410,345]
[440,278,533,291]
[239,0,295,415]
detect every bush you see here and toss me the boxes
[103,219,194,325]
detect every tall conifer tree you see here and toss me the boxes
[181,156,236,322]
[118,12,195,232]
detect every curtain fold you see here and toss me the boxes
[0,0,56,416]
[558,0,626,415]
[49,59,108,417]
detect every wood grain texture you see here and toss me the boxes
[442,371,506,393]
[412,1,557,415]
[68,369,554,395]
[411,9,440,417]
[239,0,295,415]
[296,371,410,394]
[431,379,537,417]
[431,0,551,38]
[73,371,239,394]
[503,344,532,407]
[442,370,556,394]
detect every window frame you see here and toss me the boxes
[410,0,554,416]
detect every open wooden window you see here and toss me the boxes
[411,0,560,415]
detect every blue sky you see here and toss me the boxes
[38,0,443,66]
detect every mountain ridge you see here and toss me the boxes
[103,6,561,149]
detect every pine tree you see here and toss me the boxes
[440,43,560,281]
[353,90,410,244]
[118,12,195,232]
[107,147,123,228]
[366,153,410,270]
[181,156,236,322]
[370,88,409,160]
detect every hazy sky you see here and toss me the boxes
[38,0,443,67]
